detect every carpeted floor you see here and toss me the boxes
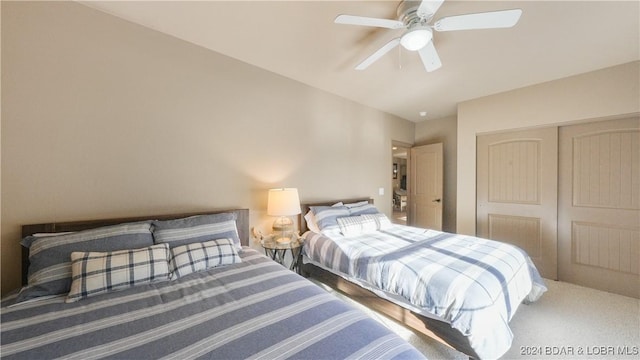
[311,278,640,359]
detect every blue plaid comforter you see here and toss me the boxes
[303,225,547,359]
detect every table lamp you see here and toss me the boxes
[267,188,301,244]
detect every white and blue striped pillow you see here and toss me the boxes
[152,213,241,249]
[169,238,241,279]
[66,243,171,303]
[17,222,154,303]
[347,203,379,216]
[344,201,370,209]
[310,206,350,232]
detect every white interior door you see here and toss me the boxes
[409,143,443,230]
[558,117,639,298]
[477,128,558,279]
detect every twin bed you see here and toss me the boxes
[1,209,425,360]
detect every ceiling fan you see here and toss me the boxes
[335,0,522,72]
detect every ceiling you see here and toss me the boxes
[81,1,639,122]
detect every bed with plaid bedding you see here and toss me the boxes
[303,225,547,359]
[1,248,424,360]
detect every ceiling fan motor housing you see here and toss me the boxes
[397,0,432,26]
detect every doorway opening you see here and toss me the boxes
[392,144,409,225]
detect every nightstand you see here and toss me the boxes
[260,236,303,274]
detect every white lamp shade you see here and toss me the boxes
[267,188,301,216]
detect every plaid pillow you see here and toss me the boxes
[170,238,241,279]
[17,222,154,304]
[362,213,393,230]
[337,216,378,237]
[66,244,170,303]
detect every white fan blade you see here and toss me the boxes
[356,38,401,70]
[434,9,522,32]
[418,41,442,72]
[335,14,405,29]
[416,0,445,20]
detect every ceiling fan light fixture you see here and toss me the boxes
[400,26,432,51]
[336,2,523,73]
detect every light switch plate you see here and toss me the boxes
[378,187,384,196]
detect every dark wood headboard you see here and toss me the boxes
[299,198,373,233]
[21,208,249,285]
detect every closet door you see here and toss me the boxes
[477,127,558,279]
[558,117,639,298]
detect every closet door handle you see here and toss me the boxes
[433,199,441,203]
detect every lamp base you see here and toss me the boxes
[272,216,294,232]
[275,237,291,245]
[272,216,294,243]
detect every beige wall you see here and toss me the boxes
[414,115,457,233]
[0,2,414,294]
[457,61,640,235]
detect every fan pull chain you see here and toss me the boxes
[398,44,402,70]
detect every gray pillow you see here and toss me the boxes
[152,213,241,249]
[17,221,154,303]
